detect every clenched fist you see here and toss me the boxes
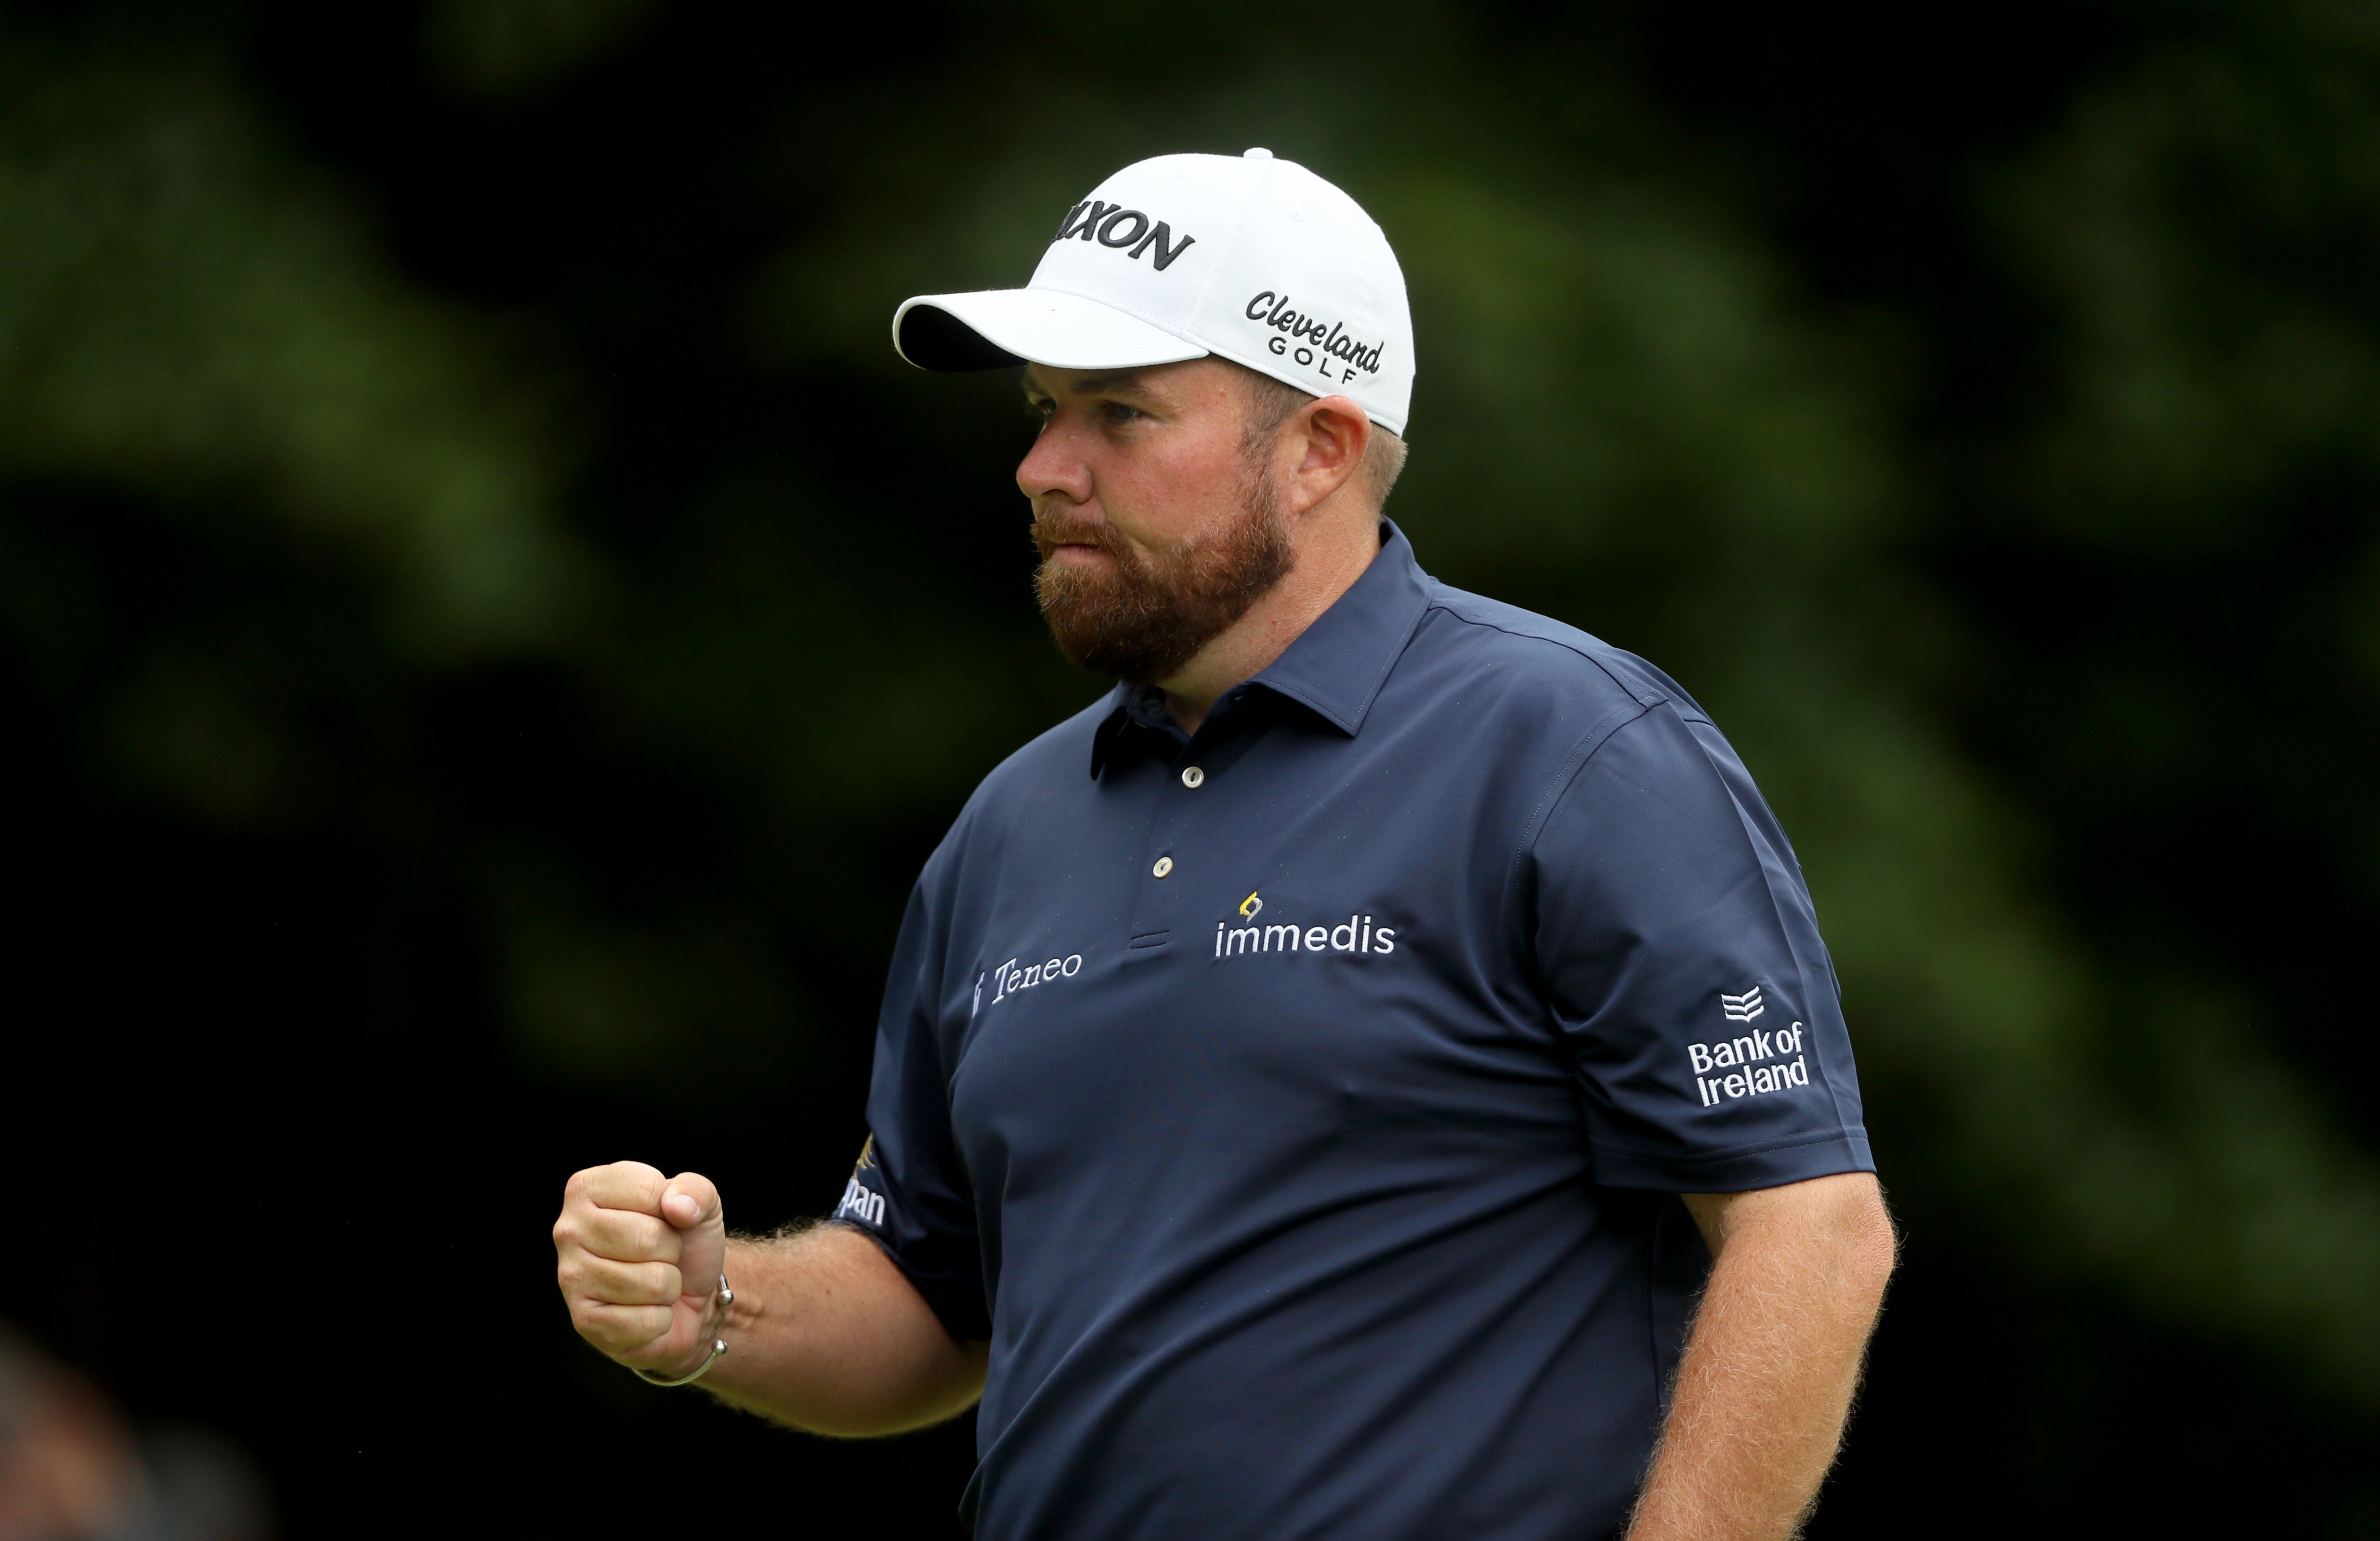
[553,1162,730,1379]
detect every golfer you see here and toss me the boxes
[553,149,1895,1541]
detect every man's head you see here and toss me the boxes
[889,148,1414,690]
[1020,357,1406,684]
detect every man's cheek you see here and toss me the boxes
[1112,474,1220,555]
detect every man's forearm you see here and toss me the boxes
[1627,1174,1897,1541]
[686,1222,987,1436]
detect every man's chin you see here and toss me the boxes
[1040,614,1188,685]
[1033,496,1291,684]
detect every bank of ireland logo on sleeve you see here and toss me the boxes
[1691,984,1809,1108]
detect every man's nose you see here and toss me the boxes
[1017,416,1094,506]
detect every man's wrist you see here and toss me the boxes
[643,1332,721,1383]
[631,1275,733,1382]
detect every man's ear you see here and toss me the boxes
[1283,396,1372,515]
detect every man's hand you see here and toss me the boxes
[553,1161,731,1379]
[550,1161,985,1431]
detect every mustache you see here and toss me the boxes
[1031,505,1131,562]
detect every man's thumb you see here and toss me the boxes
[660,1172,722,1234]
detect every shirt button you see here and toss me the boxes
[1180,766,1206,789]
[1152,856,1175,878]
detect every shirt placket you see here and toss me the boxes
[1121,692,1258,955]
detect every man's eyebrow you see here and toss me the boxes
[1065,374,1160,400]
[1020,370,1162,406]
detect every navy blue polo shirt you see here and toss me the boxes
[832,521,1872,1541]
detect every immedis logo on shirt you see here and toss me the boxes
[1213,891,1396,960]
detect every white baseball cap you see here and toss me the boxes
[892,148,1414,436]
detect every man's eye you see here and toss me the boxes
[1102,403,1144,424]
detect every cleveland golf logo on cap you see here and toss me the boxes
[892,147,1415,437]
[1245,289,1387,382]
[1050,200,1198,270]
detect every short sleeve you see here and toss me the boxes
[1529,701,1873,1192]
[829,868,992,1341]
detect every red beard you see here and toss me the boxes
[1032,475,1293,685]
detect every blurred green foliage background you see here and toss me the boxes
[5,0,2379,1534]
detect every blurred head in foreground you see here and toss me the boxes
[0,1326,269,1541]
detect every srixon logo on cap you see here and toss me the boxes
[1050,200,1198,270]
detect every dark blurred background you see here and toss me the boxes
[4,0,2379,1535]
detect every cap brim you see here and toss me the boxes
[893,289,1209,373]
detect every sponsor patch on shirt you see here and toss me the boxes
[1689,989,1811,1107]
[834,1135,887,1228]
[1211,891,1396,960]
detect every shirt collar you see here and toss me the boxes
[1248,519,1430,736]
[1089,520,1431,778]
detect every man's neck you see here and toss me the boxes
[1159,509,1383,736]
